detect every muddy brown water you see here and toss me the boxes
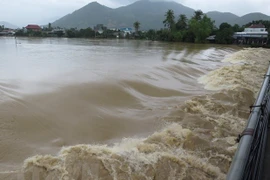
[0,37,269,179]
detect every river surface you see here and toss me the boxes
[0,37,269,179]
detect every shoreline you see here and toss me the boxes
[2,36,269,48]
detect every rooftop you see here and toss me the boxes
[248,23,265,28]
[25,24,41,29]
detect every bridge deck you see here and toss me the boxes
[226,64,270,180]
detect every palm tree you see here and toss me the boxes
[163,9,175,31]
[133,21,140,34]
[176,14,188,30]
[48,23,52,31]
[193,10,203,21]
[0,25,4,31]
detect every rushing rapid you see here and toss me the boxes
[0,37,269,179]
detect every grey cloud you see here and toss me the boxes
[0,0,269,27]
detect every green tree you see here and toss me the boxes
[32,31,42,37]
[193,10,203,21]
[66,28,77,38]
[0,25,4,31]
[156,29,170,41]
[78,28,95,38]
[172,31,184,41]
[215,22,234,44]
[133,21,140,34]
[189,13,214,43]
[219,22,231,30]
[183,30,195,42]
[146,29,156,40]
[56,31,64,37]
[232,24,243,32]
[163,9,175,31]
[176,14,188,31]
[15,29,26,36]
[48,23,52,31]
[126,33,130,39]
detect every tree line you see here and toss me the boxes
[145,10,245,44]
[146,9,270,44]
[8,9,270,45]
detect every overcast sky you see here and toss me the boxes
[0,0,269,27]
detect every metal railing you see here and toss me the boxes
[227,63,270,180]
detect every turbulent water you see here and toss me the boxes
[0,37,270,180]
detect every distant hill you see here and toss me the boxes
[206,11,270,27]
[52,0,194,29]
[53,2,114,29]
[237,12,270,25]
[114,0,194,29]
[206,11,240,26]
[0,21,19,29]
[52,0,270,29]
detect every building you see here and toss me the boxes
[206,35,216,43]
[47,28,65,37]
[0,29,15,36]
[244,23,267,32]
[119,27,133,37]
[25,24,41,32]
[233,23,268,45]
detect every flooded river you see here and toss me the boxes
[0,37,269,179]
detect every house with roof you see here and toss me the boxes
[0,29,15,36]
[25,24,41,32]
[244,24,267,32]
[233,23,268,45]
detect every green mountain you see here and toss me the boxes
[52,0,270,29]
[114,0,194,29]
[53,2,113,29]
[53,0,194,29]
